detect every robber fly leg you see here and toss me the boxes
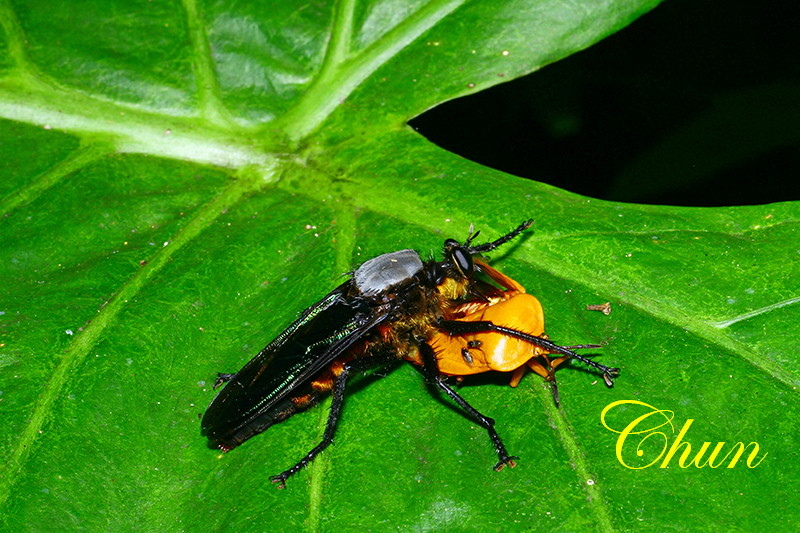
[417,342,518,471]
[212,373,237,389]
[439,319,620,386]
[467,220,533,254]
[269,353,395,489]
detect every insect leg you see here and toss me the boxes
[467,220,533,254]
[269,354,395,489]
[439,319,620,385]
[212,373,236,389]
[417,342,519,471]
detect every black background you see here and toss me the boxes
[411,0,800,207]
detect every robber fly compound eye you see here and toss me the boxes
[450,247,474,278]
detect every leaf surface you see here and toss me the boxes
[1,0,798,531]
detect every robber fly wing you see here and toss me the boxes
[201,282,391,443]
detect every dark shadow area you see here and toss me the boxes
[410,0,800,206]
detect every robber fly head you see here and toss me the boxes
[429,220,528,302]
[438,219,533,284]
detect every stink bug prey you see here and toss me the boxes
[426,257,612,405]
[201,221,619,487]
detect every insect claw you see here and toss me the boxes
[602,369,619,387]
[212,373,236,389]
[493,456,520,471]
[270,475,288,489]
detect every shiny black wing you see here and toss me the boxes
[201,281,391,448]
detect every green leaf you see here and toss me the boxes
[1,0,798,531]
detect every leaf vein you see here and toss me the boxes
[0,174,265,508]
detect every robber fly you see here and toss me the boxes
[201,220,619,487]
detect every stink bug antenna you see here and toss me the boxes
[469,220,533,254]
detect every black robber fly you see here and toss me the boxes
[201,220,619,487]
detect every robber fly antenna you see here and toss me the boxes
[468,220,533,254]
[463,223,481,248]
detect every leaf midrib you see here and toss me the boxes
[0,0,468,162]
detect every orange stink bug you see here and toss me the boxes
[422,258,611,405]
